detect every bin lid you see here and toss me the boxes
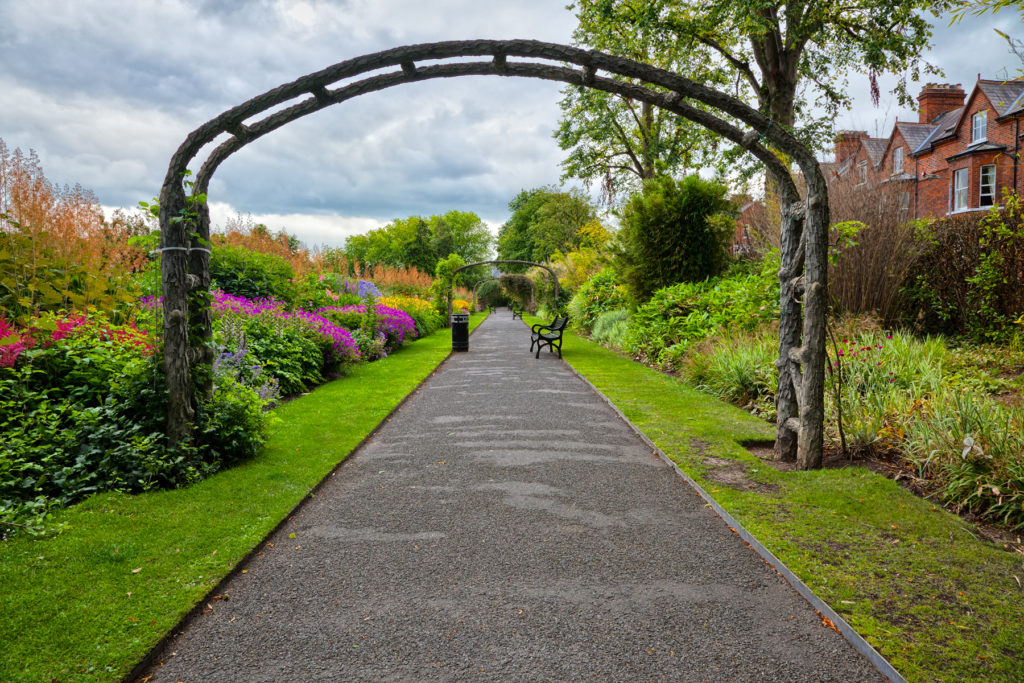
[452,313,470,322]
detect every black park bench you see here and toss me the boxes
[530,315,569,359]
[511,304,524,320]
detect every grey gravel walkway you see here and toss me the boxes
[147,312,883,682]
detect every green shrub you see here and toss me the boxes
[0,331,207,533]
[903,192,1024,341]
[211,244,296,303]
[214,310,327,395]
[319,309,364,330]
[610,175,734,302]
[197,376,271,466]
[0,308,280,536]
[590,309,631,350]
[294,271,361,310]
[624,254,779,368]
[568,270,629,333]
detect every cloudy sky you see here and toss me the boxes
[1,0,1020,248]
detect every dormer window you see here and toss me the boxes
[893,147,904,174]
[971,110,987,143]
[857,160,867,185]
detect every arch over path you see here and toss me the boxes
[158,39,828,468]
[451,259,559,321]
[472,277,499,312]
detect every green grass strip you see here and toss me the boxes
[0,315,484,682]
[557,327,1024,683]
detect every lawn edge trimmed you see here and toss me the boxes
[124,318,485,682]
[560,355,907,683]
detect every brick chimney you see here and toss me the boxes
[835,130,867,163]
[917,83,965,124]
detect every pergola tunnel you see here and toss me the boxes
[158,39,829,468]
[452,260,560,320]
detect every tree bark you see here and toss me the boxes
[159,181,193,444]
[773,176,803,462]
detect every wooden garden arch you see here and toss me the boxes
[158,39,828,469]
[451,259,559,322]
[471,277,498,311]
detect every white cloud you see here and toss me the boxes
[7,0,1022,236]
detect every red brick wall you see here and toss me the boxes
[911,89,1022,217]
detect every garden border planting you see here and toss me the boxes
[0,315,485,682]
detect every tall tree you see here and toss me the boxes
[556,5,725,203]
[403,217,437,274]
[427,210,492,265]
[567,0,950,176]
[497,188,602,266]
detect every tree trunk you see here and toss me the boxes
[641,100,655,179]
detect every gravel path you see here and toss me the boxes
[146,312,884,682]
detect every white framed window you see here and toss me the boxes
[952,168,969,211]
[971,110,987,143]
[980,165,996,206]
[857,160,867,185]
[893,147,904,174]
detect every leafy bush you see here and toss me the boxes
[568,269,629,333]
[294,272,362,310]
[0,313,218,535]
[211,244,296,303]
[624,254,780,368]
[197,376,271,466]
[903,192,1024,341]
[432,253,466,317]
[215,309,329,395]
[610,175,734,301]
[590,309,631,350]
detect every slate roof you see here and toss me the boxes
[862,138,889,166]
[894,122,935,152]
[977,79,1024,117]
[910,107,963,155]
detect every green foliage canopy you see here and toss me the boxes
[565,0,949,179]
[497,188,603,266]
[344,210,492,274]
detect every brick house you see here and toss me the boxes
[832,78,1024,218]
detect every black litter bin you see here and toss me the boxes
[451,313,470,352]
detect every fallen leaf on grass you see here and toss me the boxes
[131,568,141,574]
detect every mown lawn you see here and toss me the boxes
[559,327,1024,683]
[0,316,483,682]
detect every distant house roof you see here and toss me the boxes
[893,122,934,152]
[977,79,1024,117]
[910,107,963,155]
[862,138,889,166]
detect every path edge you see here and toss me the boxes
[561,359,908,683]
[124,320,488,682]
